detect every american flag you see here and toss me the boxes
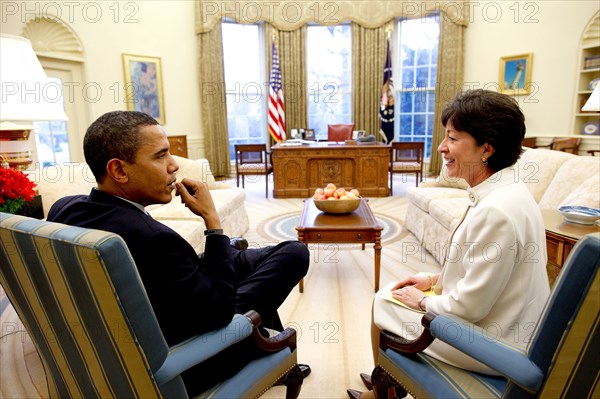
[380,39,394,143]
[268,41,286,142]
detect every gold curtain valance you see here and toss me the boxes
[195,0,470,33]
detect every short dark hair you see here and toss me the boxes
[83,111,159,182]
[441,89,526,172]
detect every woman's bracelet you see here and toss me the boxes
[426,274,434,291]
[418,296,427,311]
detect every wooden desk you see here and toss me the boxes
[271,142,389,198]
[296,199,383,293]
[543,209,600,287]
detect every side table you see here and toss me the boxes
[295,199,383,293]
[543,209,600,287]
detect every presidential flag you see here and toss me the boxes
[379,39,394,143]
[268,41,286,142]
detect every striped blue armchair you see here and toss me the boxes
[0,213,303,398]
[371,233,600,399]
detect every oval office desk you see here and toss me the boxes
[271,142,390,198]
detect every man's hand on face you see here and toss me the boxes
[175,178,222,230]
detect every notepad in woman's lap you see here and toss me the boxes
[382,290,435,313]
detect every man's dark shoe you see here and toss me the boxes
[274,363,311,386]
[229,237,248,250]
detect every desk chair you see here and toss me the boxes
[328,124,355,142]
[535,137,581,154]
[235,144,273,198]
[370,234,600,399]
[389,142,424,193]
[0,213,303,398]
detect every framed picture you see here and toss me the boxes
[304,129,315,140]
[499,53,533,95]
[122,54,166,124]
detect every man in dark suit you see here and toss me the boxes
[47,110,310,394]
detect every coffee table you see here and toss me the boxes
[295,198,383,293]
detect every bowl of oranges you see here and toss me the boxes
[312,183,362,214]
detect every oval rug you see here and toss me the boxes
[257,211,405,247]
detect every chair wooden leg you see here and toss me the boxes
[372,366,407,399]
[265,174,269,198]
[276,364,303,399]
[390,172,394,196]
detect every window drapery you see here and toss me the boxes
[195,0,467,177]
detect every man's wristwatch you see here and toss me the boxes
[204,229,224,236]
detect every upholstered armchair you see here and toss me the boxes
[389,142,424,192]
[0,213,303,398]
[235,144,273,198]
[327,123,355,142]
[370,233,600,398]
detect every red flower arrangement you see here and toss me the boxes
[0,167,37,214]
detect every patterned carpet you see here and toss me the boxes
[0,175,441,399]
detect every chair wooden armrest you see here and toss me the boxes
[246,309,298,352]
[379,312,436,353]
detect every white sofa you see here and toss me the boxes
[34,156,249,253]
[405,148,600,264]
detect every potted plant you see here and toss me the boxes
[0,166,37,214]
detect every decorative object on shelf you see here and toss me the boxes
[582,122,599,135]
[0,34,68,170]
[0,165,37,214]
[582,83,600,112]
[588,77,600,91]
[583,54,600,69]
[122,54,166,124]
[558,205,600,225]
[499,53,533,95]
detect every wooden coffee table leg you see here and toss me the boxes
[299,278,304,293]
[374,233,382,292]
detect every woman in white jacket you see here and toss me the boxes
[349,89,551,399]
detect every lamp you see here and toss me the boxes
[0,34,67,170]
[582,84,600,112]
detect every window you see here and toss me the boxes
[396,16,439,158]
[307,25,352,140]
[34,120,70,167]
[222,22,266,160]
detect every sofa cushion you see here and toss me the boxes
[558,173,600,209]
[517,148,575,203]
[172,156,216,189]
[149,188,246,221]
[407,186,467,213]
[538,156,600,210]
[35,163,97,217]
[157,219,206,253]
[428,198,469,231]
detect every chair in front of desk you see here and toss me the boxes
[235,144,273,198]
[389,141,424,193]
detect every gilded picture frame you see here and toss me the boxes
[122,54,166,124]
[499,53,533,95]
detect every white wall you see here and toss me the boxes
[1,0,202,155]
[463,1,599,137]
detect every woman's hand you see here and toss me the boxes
[390,285,424,310]
[390,273,436,292]
[175,178,222,230]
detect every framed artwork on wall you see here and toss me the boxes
[122,54,166,124]
[499,53,533,95]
